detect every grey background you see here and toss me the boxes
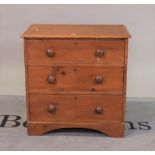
[0,4,155,97]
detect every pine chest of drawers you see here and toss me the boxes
[23,25,131,137]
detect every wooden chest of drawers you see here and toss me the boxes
[23,25,131,137]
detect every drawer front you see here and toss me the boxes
[29,94,123,122]
[28,66,124,93]
[27,39,124,65]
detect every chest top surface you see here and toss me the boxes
[22,24,131,39]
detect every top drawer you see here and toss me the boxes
[26,39,125,65]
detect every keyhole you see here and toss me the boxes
[74,42,78,45]
[73,68,77,72]
[61,70,66,75]
[74,96,78,100]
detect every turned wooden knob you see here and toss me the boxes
[48,104,55,113]
[95,75,103,84]
[96,49,104,57]
[95,106,103,114]
[46,49,55,57]
[48,75,55,84]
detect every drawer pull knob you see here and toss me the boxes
[95,106,103,114]
[96,49,104,57]
[95,75,103,84]
[48,75,55,84]
[48,104,55,113]
[46,49,55,57]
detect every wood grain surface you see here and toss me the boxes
[22,24,131,39]
[27,39,125,65]
[28,66,124,93]
[23,25,130,137]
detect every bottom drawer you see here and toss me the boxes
[29,94,123,123]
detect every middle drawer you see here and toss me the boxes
[28,66,124,93]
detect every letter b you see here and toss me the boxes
[0,115,21,127]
